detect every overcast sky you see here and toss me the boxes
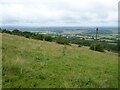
[0,0,119,27]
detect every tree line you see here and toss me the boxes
[0,28,70,45]
[68,37,118,52]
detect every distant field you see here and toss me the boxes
[98,34,118,39]
[63,30,84,34]
[2,33,118,88]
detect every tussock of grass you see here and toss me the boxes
[2,34,118,88]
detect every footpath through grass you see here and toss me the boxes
[2,33,118,88]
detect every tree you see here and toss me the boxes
[56,36,70,45]
[22,31,33,38]
[90,43,104,52]
[12,29,22,36]
[44,36,53,42]
[2,29,12,34]
[34,34,44,40]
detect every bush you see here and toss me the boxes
[90,43,104,52]
[107,44,118,52]
[33,34,44,40]
[69,38,94,46]
[44,36,53,42]
[101,42,118,52]
[56,36,70,45]
[78,45,82,47]
[2,29,12,34]
[22,31,33,38]
[12,29,22,36]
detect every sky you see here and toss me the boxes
[0,0,119,27]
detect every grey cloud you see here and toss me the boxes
[0,0,118,26]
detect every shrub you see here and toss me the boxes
[2,29,12,34]
[22,31,33,38]
[56,36,70,45]
[69,38,94,46]
[33,34,44,40]
[78,45,82,47]
[90,43,104,52]
[12,29,22,36]
[44,36,53,42]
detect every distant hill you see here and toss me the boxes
[1,26,117,32]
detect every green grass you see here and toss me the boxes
[98,34,118,39]
[2,33,118,88]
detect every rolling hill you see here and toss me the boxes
[2,33,118,88]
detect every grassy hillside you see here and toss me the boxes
[2,33,118,88]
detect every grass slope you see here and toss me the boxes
[2,33,118,88]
